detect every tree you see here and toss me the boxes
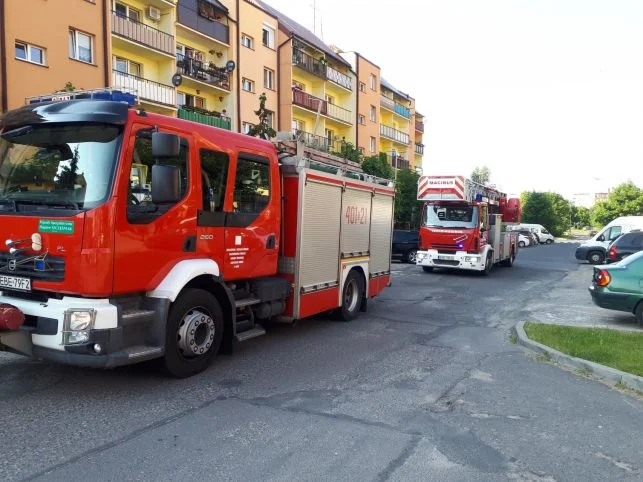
[471,165,491,185]
[361,152,394,180]
[394,168,423,228]
[571,205,591,228]
[332,141,361,163]
[247,93,276,140]
[591,181,643,228]
[520,191,571,237]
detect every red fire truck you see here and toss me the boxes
[415,175,521,274]
[0,89,395,377]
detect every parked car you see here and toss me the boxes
[588,249,643,324]
[606,231,643,264]
[519,230,539,246]
[575,216,643,264]
[518,233,531,248]
[392,230,419,263]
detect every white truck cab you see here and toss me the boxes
[575,216,643,264]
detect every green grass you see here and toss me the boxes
[524,323,643,377]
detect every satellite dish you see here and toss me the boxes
[225,61,236,73]
[172,74,182,87]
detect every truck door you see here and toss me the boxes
[223,152,280,280]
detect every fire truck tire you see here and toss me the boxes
[336,270,365,322]
[481,253,493,276]
[501,249,515,267]
[422,266,434,273]
[162,289,224,378]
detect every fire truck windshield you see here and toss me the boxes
[0,123,122,213]
[425,204,479,229]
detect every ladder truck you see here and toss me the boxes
[0,88,396,378]
[415,175,521,275]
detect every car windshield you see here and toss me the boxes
[0,123,122,213]
[425,204,478,229]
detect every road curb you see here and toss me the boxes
[513,320,643,393]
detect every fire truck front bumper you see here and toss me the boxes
[0,291,164,368]
[416,250,486,271]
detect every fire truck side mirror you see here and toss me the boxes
[152,165,181,204]
[152,132,180,158]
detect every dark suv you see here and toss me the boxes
[392,230,419,263]
[606,231,643,264]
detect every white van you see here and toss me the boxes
[575,216,643,264]
[507,224,555,244]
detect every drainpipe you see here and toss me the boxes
[355,53,360,152]
[0,0,7,112]
[276,35,293,131]
[232,1,240,132]
[102,0,109,86]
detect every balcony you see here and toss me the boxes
[394,103,411,119]
[380,95,394,111]
[176,53,231,91]
[113,71,175,106]
[415,120,424,132]
[292,88,327,115]
[327,102,352,124]
[389,155,410,170]
[380,124,410,145]
[111,12,174,56]
[178,107,231,130]
[415,143,424,155]
[292,49,326,80]
[326,65,352,90]
[177,0,229,45]
[294,130,339,152]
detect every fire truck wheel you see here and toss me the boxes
[162,289,224,378]
[336,270,365,322]
[422,266,434,273]
[482,253,493,276]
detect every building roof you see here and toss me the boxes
[381,77,413,101]
[254,0,351,68]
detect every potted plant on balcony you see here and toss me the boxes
[198,0,217,21]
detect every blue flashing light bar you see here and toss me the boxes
[25,88,137,107]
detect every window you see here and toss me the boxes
[370,105,376,122]
[265,111,274,128]
[325,94,335,105]
[113,56,142,77]
[15,41,46,65]
[241,34,254,49]
[292,119,305,133]
[359,82,366,93]
[242,122,254,134]
[369,136,376,153]
[200,150,229,213]
[69,29,94,63]
[127,132,189,224]
[262,25,275,48]
[325,128,334,145]
[233,157,270,214]
[177,92,206,109]
[263,68,275,89]
[114,2,141,21]
[358,114,366,125]
[370,73,377,90]
[242,78,255,92]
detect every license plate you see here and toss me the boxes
[0,275,31,292]
[437,255,454,261]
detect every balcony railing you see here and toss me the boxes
[176,53,231,90]
[292,49,327,80]
[293,130,341,153]
[389,155,410,170]
[327,102,352,124]
[177,0,229,44]
[178,107,231,130]
[112,71,175,106]
[394,103,411,119]
[380,124,410,145]
[415,144,424,155]
[415,120,424,132]
[111,11,174,56]
[326,65,352,90]
[292,88,327,115]
[380,95,394,111]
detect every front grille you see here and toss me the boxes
[434,259,460,266]
[433,244,459,251]
[0,251,65,282]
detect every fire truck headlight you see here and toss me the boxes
[64,309,96,345]
[69,311,94,331]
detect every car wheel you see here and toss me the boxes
[335,269,364,322]
[405,249,418,264]
[635,302,643,326]
[162,288,224,378]
[518,241,526,248]
[588,251,605,265]
[546,239,554,244]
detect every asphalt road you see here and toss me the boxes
[1,243,642,481]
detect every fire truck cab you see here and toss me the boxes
[0,89,395,377]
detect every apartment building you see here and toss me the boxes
[1,0,110,112]
[414,111,425,171]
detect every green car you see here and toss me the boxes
[588,249,643,324]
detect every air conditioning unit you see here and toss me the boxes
[146,5,161,21]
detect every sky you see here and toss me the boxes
[262,0,643,200]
